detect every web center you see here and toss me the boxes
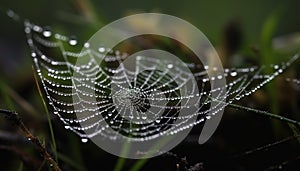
[112,87,151,123]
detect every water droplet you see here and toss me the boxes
[43,29,52,38]
[98,47,106,53]
[27,39,33,45]
[7,10,19,20]
[64,125,70,129]
[51,61,59,65]
[274,65,279,69]
[31,52,36,57]
[69,39,77,46]
[167,64,173,69]
[33,25,42,32]
[28,138,31,141]
[84,42,90,48]
[7,10,15,18]
[24,27,30,34]
[81,138,88,143]
[136,56,142,60]
[230,71,237,77]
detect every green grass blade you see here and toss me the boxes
[58,152,86,171]
[0,79,15,110]
[33,68,58,163]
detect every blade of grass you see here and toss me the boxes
[113,129,134,171]
[73,0,105,26]
[287,123,300,143]
[113,141,131,171]
[67,134,86,170]
[130,135,173,171]
[113,157,126,171]
[0,79,40,118]
[0,79,15,111]
[17,161,23,171]
[57,152,86,171]
[260,8,282,136]
[260,10,300,141]
[130,158,148,171]
[32,67,58,163]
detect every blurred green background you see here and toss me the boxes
[2,0,300,42]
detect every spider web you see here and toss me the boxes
[24,20,299,143]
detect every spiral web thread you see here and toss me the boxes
[24,20,299,143]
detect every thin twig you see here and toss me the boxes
[208,95,300,126]
[164,152,204,171]
[227,102,300,126]
[264,155,300,171]
[0,109,61,171]
[0,80,40,117]
[234,134,300,158]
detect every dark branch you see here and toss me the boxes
[0,109,61,171]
